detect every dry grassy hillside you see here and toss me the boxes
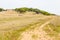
[0,10,60,40]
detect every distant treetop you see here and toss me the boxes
[0,7,55,15]
[14,7,55,15]
[0,8,5,12]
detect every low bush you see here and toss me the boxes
[15,7,55,15]
[0,8,4,12]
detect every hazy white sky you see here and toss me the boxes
[0,0,60,15]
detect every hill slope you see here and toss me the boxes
[0,11,60,40]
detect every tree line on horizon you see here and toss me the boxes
[0,7,55,15]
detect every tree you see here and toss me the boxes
[32,8,41,14]
[14,7,55,15]
[0,8,4,12]
[15,7,29,13]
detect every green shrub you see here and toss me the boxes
[15,7,55,15]
[15,7,29,13]
[0,8,4,12]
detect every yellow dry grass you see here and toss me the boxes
[0,10,60,40]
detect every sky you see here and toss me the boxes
[0,0,60,15]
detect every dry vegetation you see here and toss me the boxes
[0,10,60,40]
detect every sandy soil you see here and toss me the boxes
[17,18,55,40]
